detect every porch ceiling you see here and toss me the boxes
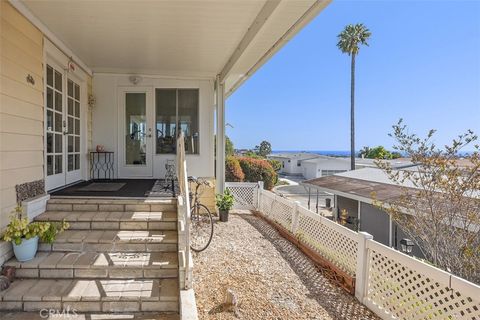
[18,0,330,95]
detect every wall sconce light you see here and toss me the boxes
[88,94,96,108]
[400,238,414,255]
[26,74,35,85]
[129,75,142,85]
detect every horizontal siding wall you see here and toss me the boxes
[0,1,44,231]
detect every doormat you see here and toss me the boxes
[78,182,126,192]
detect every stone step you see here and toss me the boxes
[0,312,179,320]
[35,211,177,231]
[4,251,178,279]
[0,310,180,320]
[38,230,178,253]
[0,278,179,312]
[47,198,176,213]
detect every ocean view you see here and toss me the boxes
[272,150,354,157]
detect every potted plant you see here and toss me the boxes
[2,206,69,262]
[216,189,234,222]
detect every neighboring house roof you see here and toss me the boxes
[268,153,321,160]
[300,156,414,169]
[303,167,480,232]
[303,166,479,203]
[302,174,404,204]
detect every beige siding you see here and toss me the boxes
[0,1,44,231]
[189,177,216,213]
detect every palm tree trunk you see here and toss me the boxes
[350,53,356,170]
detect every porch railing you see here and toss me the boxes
[227,182,480,320]
[176,132,192,289]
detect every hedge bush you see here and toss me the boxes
[238,157,277,190]
[225,156,244,182]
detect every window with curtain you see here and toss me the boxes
[156,88,199,154]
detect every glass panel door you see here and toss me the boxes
[45,64,66,190]
[66,78,82,184]
[125,93,147,165]
[45,63,83,190]
[118,88,153,177]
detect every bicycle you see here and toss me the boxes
[188,176,214,252]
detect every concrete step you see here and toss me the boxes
[4,251,178,279]
[47,198,176,213]
[0,310,180,320]
[35,211,177,231]
[38,230,178,253]
[0,312,179,320]
[0,278,179,312]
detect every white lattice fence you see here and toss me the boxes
[258,189,357,275]
[225,182,259,210]
[296,206,358,276]
[259,189,275,218]
[255,183,480,320]
[269,193,295,230]
[364,240,480,320]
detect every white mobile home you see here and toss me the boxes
[301,156,413,180]
[267,152,320,175]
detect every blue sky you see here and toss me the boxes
[226,0,480,151]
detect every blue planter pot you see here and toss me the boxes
[12,236,38,262]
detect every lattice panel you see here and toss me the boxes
[260,191,275,219]
[226,183,258,210]
[366,249,480,320]
[297,213,358,276]
[270,196,294,230]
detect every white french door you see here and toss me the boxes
[45,61,84,190]
[118,87,154,177]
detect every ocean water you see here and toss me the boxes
[271,150,475,157]
[272,150,352,157]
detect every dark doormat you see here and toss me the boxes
[78,182,126,192]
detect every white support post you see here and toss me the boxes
[256,181,264,210]
[215,76,226,193]
[355,231,373,302]
[333,194,338,221]
[291,201,301,235]
[357,201,362,231]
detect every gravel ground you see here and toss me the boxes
[193,211,378,320]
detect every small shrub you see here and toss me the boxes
[238,157,277,190]
[3,205,69,245]
[268,159,282,172]
[216,189,235,211]
[225,156,244,182]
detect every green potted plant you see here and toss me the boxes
[216,189,235,222]
[2,206,69,262]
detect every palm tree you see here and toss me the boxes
[337,24,371,170]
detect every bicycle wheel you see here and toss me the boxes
[190,204,213,252]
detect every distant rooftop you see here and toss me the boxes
[267,152,322,160]
[300,156,414,169]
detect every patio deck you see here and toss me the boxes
[50,179,176,198]
[193,211,378,320]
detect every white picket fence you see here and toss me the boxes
[228,182,480,320]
